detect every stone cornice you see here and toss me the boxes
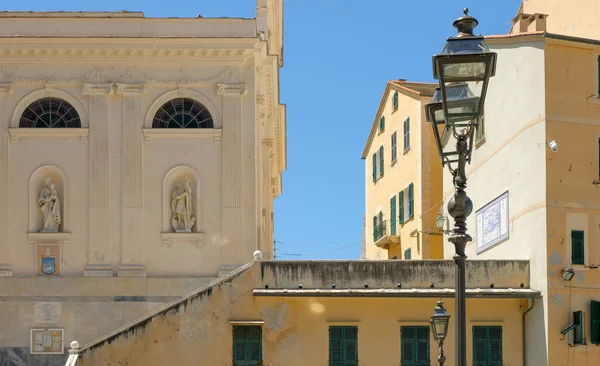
[82,83,113,96]
[217,83,248,96]
[115,83,146,95]
[0,82,12,94]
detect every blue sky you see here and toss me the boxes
[6,0,522,259]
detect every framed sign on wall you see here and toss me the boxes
[476,191,509,254]
[30,328,64,355]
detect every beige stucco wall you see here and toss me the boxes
[442,38,549,365]
[521,0,600,39]
[364,86,442,261]
[544,40,600,365]
[76,260,531,366]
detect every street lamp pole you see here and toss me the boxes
[425,9,497,366]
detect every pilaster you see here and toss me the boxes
[116,83,146,277]
[0,83,12,277]
[217,83,247,274]
[83,83,114,276]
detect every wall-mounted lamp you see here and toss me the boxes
[435,206,451,234]
[562,268,575,281]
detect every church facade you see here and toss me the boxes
[0,2,285,364]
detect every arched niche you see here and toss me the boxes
[12,88,88,128]
[163,166,203,234]
[145,89,221,129]
[29,165,69,233]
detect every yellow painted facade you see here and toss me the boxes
[72,260,536,366]
[363,81,443,261]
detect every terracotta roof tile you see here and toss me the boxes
[389,80,437,97]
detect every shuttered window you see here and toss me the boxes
[403,117,411,151]
[591,300,600,345]
[372,153,377,182]
[476,114,485,142]
[404,248,412,260]
[329,326,358,366]
[379,146,384,176]
[401,326,429,366]
[408,183,414,219]
[233,326,262,366]
[473,326,502,366]
[390,196,397,236]
[379,116,385,132]
[571,230,585,265]
[372,216,377,242]
[574,311,584,345]
[393,91,399,110]
[391,132,398,163]
[399,190,405,224]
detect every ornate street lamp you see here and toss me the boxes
[430,299,450,366]
[426,8,497,366]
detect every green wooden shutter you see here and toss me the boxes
[399,191,405,224]
[233,327,247,365]
[391,132,397,162]
[379,146,384,176]
[380,116,385,132]
[571,230,585,265]
[574,311,584,344]
[473,327,487,366]
[591,300,600,344]
[408,183,414,218]
[401,327,415,365]
[404,118,410,150]
[372,153,377,182]
[415,327,429,365]
[404,248,411,260]
[372,216,377,242]
[476,114,485,142]
[390,196,397,236]
[488,326,502,366]
[344,327,358,365]
[329,327,343,365]
[393,91,398,109]
[233,326,262,366]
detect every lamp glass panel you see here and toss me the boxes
[443,62,486,80]
[442,82,482,122]
[435,320,448,337]
[435,215,446,229]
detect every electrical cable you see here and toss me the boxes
[278,239,362,257]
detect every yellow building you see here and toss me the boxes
[66,258,537,366]
[440,12,600,366]
[362,80,443,260]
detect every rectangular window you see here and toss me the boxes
[399,190,405,224]
[391,132,398,163]
[390,196,397,236]
[571,230,585,265]
[379,146,384,177]
[329,326,358,366]
[393,91,399,110]
[372,216,377,242]
[574,311,585,345]
[476,115,485,142]
[404,248,411,260]
[591,300,600,345]
[401,326,429,366]
[372,153,377,182]
[473,326,502,366]
[233,326,262,366]
[408,183,414,219]
[379,116,385,132]
[403,117,410,151]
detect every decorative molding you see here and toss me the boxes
[28,232,71,245]
[262,138,274,147]
[0,64,240,86]
[116,83,146,95]
[217,83,248,96]
[161,232,205,246]
[82,83,113,96]
[0,48,252,61]
[142,128,222,144]
[0,82,13,94]
[9,128,89,142]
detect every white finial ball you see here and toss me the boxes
[253,250,263,260]
[70,340,80,349]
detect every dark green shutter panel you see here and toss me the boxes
[390,196,397,236]
[344,327,358,365]
[404,248,411,260]
[408,183,414,218]
[372,216,377,242]
[372,153,377,182]
[399,191,405,224]
[401,327,415,364]
[591,300,600,344]
[571,230,584,265]
[415,327,429,364]
[473,327,487,366]
[330,327,343,365]
[379,146,384,176]
[233,327,247,364]
[380,116,385,131]
[247,327,262,364]
[488,327,502,365]
[574,311,584,344]
[393,91,398,109]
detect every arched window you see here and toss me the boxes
[152,98,214,128]
[19,98,81,128]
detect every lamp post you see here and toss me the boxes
[430,299,450,366]
[425,8,497,366]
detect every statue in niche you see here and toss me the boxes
[39,178,61,232]
[171,177,195,232]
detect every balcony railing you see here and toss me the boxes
[373,220,387,242]
[373,220,400,248]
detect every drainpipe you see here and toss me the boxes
[522,297,536,366]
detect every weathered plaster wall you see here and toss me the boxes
[442,39,549,365]
[545,41,600,365]
[521,0,600,40]
[77,261,531,366]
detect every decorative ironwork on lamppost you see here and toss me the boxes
[425,8,497,366]
[430,299,450,366]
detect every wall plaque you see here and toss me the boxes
[34,302,61,324]
[35,244,61,276]
[476,191,509,254]
[30,328,63,354]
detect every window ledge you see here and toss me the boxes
[403,147,411,155]
[572,265,590,272]
[9,128,88,142]
[590,96,600,105]
[391,159,398,167]
[28,232,71,245]
[161,232,205,246]
[475,137,486,148]
[143,128,222,143]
